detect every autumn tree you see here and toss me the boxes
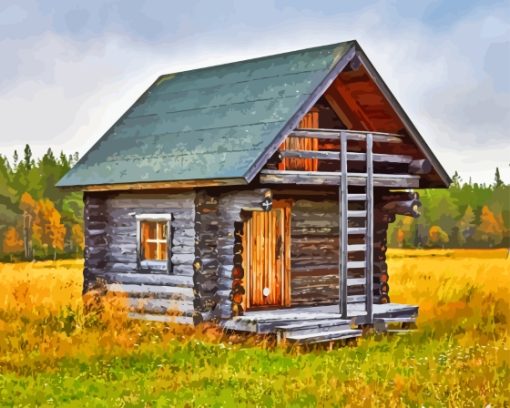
[475,205,504,246]
[35,198,66,259]
[19,192,38,258]
[71,224,85,254]
[457,205,476,246]
[428,225,449,248]
[2,227,23,260]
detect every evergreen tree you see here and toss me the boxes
[494,167,504,188]
[12,150,18,169]
[23,144,33,170]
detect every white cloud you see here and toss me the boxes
[0,1,508,183]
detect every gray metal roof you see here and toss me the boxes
[57,41,355,188]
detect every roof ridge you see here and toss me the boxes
[155,40,357,81]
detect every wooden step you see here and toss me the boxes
[347,193,367,201]
[347,260,366,269]
[347,227,366,235]
[347,210,367,218]
[376,317,417,324]
[347,278,366,286]
[347,244,366,252]
[285,329,362,344]
[347,295,366,303]
[275,319,351,335]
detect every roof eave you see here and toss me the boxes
[242,43,358,183]
[56,177,248,192]
[355,46,451,188]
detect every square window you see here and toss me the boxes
[140,220,169,261]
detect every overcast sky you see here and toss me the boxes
[0,0,509,184]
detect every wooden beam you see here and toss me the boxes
[260,170,420,188]
[408,159,432,175]
[60,177,247,192]
[280,149,412,164]
[324,92,355,129]
[356,51,451,187]
[329,77,378,131]
[382,199,422,218]
[290,129,403,143]
[365,133,374,324]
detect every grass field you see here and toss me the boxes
[0,249,509,407]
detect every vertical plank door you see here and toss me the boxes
[243,205,290,309]
[279,109,319,171]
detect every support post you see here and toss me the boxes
[366,133,374,324]
[339,131,348,318]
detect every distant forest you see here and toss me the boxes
[0,145,508,261]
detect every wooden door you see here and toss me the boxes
[242,203,291,309]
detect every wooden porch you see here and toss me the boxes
[222,303,418,344]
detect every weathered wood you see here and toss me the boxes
[107,284,194,300]
[280,149,412,164]
[408,159,432,175]
[243,45,357,182]
[383,199,421,218]
[103,273,193,287]
[126,298,194,314]
[365,132,374,324]
[290,129,403,143]
[63,178,247,192]
[260,170,420,188]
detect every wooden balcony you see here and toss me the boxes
[260,128,429,189]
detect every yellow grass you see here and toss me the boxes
[0,250,509,406]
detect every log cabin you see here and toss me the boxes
[57,41,450,344]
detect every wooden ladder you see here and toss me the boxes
[339,131,374,324]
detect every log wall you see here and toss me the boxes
[83,191,198,323]
[290,199,340,306]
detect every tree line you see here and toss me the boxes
[0,145,83,261]
[0,145,508,261]
[387,170,509,248]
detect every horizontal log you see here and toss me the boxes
[280,150,412,164]
[383,199,422,218]
[103,273,194,287]
[260,170,420,188]
[106,284,194,300]
[379,191,419,202]
[290,128,403,143]
[408,159,432,175]
[126,298,194,315]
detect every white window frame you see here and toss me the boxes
[135,214,172,273]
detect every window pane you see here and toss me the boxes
[159,222,168,240]
[140,220,169,262]
[141,221,157,240]
[143,242,158,260]
[157,242,168,261]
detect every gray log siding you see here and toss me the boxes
[83,194,109,293]
[193,191,220,323]
[83,188,392,322]
[83,192,196,318]
[214,189,270,320]
[290,199,340,306]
